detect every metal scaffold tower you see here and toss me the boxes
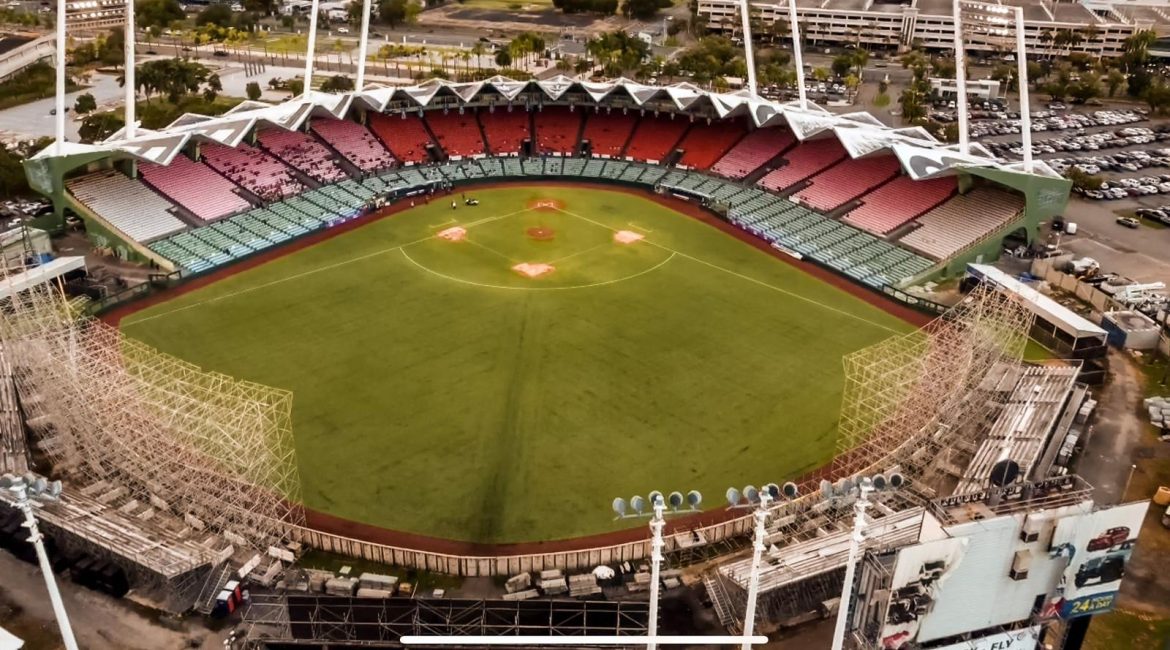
[833,284,1034,483]
[0,283,304,551]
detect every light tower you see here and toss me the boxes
[1,473,78,650]
[612,489,702,650]
[725,481,799,650]
[826,471,904,650]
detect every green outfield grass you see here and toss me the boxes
[120,187,914,543]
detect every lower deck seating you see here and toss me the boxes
[68,171,187,243]
[581,110,636,157]
[425,110,487,158]
[139,155,252,221]
[710,127,795,179]
[792,155,901,212]
[200,142,304,201]
[257,129,347,184]
[842,176,956,236]
[624,115,689,162]
[757,139,847,192]
[898,188,1025,260]
[479,109,531,155]
[676,120,746,170]
[368,112,434,164]
[534,106,582,154]
[311,119,397,172]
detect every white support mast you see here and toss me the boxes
[787,0,807,110]
[355,0,373,90]
[54,0,66,152]
[739,0,758,95]
[1014,7,1033,173]
[952,0,970,154]
[303,0,322,98]
[125,0,136,138]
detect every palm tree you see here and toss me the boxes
[471,42,486,73]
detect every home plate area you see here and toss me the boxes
[613,230,644,244]
[513,263,555,278]
[437,226,467,241]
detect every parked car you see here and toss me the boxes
[1117,217,1141,229]
[1087,526,1132,551]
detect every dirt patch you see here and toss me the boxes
[513,262,555,278]
[526,226,556,241]
[527,198,566,211]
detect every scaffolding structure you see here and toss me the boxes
[0,283,304,554]
[706,287,1040,633]
[833,285,1034,482]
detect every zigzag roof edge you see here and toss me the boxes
[40,76,1043,182]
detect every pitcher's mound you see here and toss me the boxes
[527,198,566,211]
[513,262,555,278]
[438,226,467,241]
[527,227,556,241]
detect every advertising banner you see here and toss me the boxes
[879,537,968,650]
[930,626,1039,650]
[1043,501,1148,619]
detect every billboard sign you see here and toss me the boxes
[930,626,1039,650]
[1043,501,1148,619]
[879,538,968,650]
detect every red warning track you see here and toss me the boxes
[102,180,931,556]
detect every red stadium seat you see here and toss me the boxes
[581,110,636,157]
[710,128,796,179]
[424,111,487,158]
[842,176,957,236]
[624,115,690,162]
[792,155,901,212]
[479,109,531,155]
[368,112,436,164]
[311,119,397,173]
[757,139,847,192]
[534,106,582,155]
[676,120,747,170]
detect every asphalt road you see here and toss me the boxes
[0,73,125,141]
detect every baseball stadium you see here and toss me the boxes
[2,77,1076,605]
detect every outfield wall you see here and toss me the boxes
[284,516,756,577]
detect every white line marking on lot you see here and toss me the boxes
[555,207,902,335]
[544,242,608,265]
[400,248,676,291]
[120,207,535,327]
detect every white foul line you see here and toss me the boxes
[554,206,902,335]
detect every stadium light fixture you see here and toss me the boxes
[303,0,322,99]
[612,489,702,650]
[960,1,1034,172]
[0,473,78,650]
[826,471,904,650]
[725,481,798,650]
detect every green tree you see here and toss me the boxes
[377,0,420,28]
[136,0,184,30]
[1143,80,1170,115]
[243,0,278,13]
[196,4,233,28]
[1065,167,1102,192]
[620,0,669,20]
[831,54,853,78]
[288,78,305,95]
[494,48,512,68]
[79,112,125,143]
[245,81,262,100]
[203,72,222,103]
[74,92,97,114]
[320,74,354,92]
[1106,69,1127,98]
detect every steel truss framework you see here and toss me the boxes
[273,596,650,645]
[833,284,1033,481]
[0,284,304,551]
[708,287,1037,632]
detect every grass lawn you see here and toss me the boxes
[1085,609,1170,650]
[120,187,913,543]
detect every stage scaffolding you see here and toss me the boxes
[242,595,650,647]
[0,283,303,578]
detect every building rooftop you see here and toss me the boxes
[916,0,953,17]
[931,475,1094,526]
[1051,3,1098,23]
[1002,0,1054,23]
[825,0,874,11]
